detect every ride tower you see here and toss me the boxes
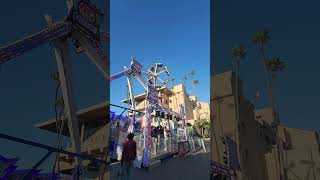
[0,0,109,178]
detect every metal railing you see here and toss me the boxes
[0,132,109,180]
[109,130,206,162]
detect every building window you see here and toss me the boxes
[165,100,168,104]
[170,100,172,103]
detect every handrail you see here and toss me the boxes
[110,103,144,113]
[0,132,109,166]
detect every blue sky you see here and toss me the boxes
[213,0,320,132]
[110,0,210,114]
[0,0,107,170]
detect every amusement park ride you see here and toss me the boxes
[0,0,109,178]
[110,58,188,167]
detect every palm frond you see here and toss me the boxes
[266,57,287,72]
[182,76,187,81]
[189,70,195,77]
[232,44,247,61]
[253,28,271,45]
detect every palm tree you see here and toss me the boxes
[189,70,195,79]
[182,76,188,89]
[254,29,288,180]
[231,44,247,124]
[266,57,287,78]
[253,28,273,103]
[266,57,287,122]
[266,57,288,180]
[231,44,247,178]
[182,76,187,82]
[170,77,175,90]
[193,119,210,138]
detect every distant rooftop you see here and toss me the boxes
[122,85,173,104]
[34,102,108,136]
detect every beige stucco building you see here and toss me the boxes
[35,102,110,179]
[210,71,320,180]
[122,84,210,126]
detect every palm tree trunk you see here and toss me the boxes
[258,46,274,108]
[259,46,286,180]
[271,74,288,180]
[234,60,242,180]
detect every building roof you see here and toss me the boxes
[34,102,108,136]
[121,85,173,104]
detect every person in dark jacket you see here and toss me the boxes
[120,133,137,180]
[159,126,164,138]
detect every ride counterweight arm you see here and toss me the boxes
[0,22,72,64]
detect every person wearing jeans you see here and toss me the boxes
[120,133,137,180]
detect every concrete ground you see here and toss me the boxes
[110,150,210,180]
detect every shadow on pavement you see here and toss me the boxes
[110,151,210,180]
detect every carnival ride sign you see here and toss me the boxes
[0,0,107,65]
[143,107,152,167]
[71,0,103,40]
[131,59,143,76]
[146,85,158,105]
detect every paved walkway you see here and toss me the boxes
[110,151,210,180]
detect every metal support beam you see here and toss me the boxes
[0,21,71,64]
[53,38,83,172]
[110,69,129,81]
[74,31,109,79]
[135,74,148,91]
[110,103,144,113]
[0,133,108,165]
[127,75,135,132]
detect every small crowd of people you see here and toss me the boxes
[151,125,164,138]
[151,125,171,138]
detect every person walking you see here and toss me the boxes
[119,133,137,180]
